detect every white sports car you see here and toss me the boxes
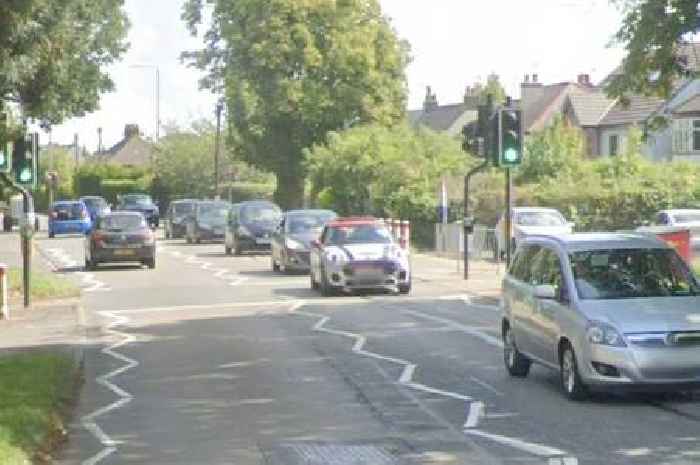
[309,217,411,296]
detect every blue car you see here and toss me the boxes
[79,196,111,222]
[48,201,92,238]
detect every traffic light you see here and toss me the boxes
[12,133,38,188]
[461,122,479,155]
[0,141,12,173]
[498,109,523,167]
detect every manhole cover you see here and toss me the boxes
[265,443,401,465]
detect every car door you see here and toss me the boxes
[506,245,541,356]
[529,247,570,365]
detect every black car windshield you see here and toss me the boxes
[326,224,392,245]
[82,198,107,209]
[516,211,565,226]
[287,213,335,234]
[241,204,280,223]
[571,249,699,300]
[100,215,145,231]
[123,196,153,207]
[198,203,229,222]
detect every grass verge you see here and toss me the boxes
[0,354,78,464]
[8,268,80,301]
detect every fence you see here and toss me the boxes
[435,223,499,261]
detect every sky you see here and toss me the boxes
[47,0,627,151]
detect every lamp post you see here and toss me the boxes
[129,64,160,143]
[215,100,224,199]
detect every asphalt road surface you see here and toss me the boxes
[35,231,700,465]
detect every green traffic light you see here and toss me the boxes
[0,153,5,166]
[503,148,519,163]
[19,167,32,183]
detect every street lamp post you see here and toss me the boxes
[130,64,160,143]
[215,100,224,199]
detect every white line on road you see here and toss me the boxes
[464,429,568,457]
[464,401,485,429]
[81,311,139,465]
[403,309,503,348]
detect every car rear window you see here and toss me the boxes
[515,211,565,226]
[100,215,145,231]
[240,204,280,223]
[173,203,194,215]
[52,203,84,221]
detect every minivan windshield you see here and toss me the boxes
[516,211,565,227]
[571,248,699,300]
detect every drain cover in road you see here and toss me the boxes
[265,442,401,465]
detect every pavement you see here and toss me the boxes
[4,229,697,465]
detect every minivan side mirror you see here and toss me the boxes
[534,284,557,300]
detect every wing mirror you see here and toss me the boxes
[534,284,557,300]
[311,239,321,249]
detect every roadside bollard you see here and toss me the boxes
[0,263,8,319]
[400,220,410,250]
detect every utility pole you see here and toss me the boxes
[97,127,103,154]
[73,133,79,166]
[215,100,224,199]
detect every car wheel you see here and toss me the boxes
[233,236,242,256]
[560,343,588,401]
[225,245,232,255]
[186,234,192,244]
[320,268,335,297]
[503,324,531,377]
[145,257,156,269]
[3,216,12,232]
[195,235,201,244]
[86,256,97,271]
[310,270,320,290]
[398,276,412,295]
[165,228,171,239]
[272,256,280,272]
[49,231,55,238]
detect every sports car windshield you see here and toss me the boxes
[326,225,392,245]
[571,249,700,300]
[672,213,700,223]
[516,211,565,226]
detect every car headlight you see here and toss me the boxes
[238,226,252,237]
[587,322,626,347]
[286,238,304,250]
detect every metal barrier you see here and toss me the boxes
[435,223,499,260]
[0,263,8,319]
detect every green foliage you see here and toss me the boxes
[183,0,410,208]
[33,147,76,210]
[476,73,507,105]
[517,116,586,184]
[0,0,129,130]
[606,0,698,100]
[307,123,467,246]
[73,163,152,204]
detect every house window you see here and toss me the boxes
[609,134,619,156]
[693,120,700,151]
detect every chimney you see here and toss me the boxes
[521,72,544,114]
[423,86,438,112]
[124,124,140,139]
[577,74,591,87]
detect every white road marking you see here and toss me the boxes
[81,311,139,465]
[464,401,485,429]
[228,277,250,286]
[45,248,111,292]
[403,309,503,348]
[548,457,579,465]
[465,429,567,457]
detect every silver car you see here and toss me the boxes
[502,233,700,400]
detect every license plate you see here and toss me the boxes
[354,264,379,272]
[256,238,271,245]
[114,249,135,256]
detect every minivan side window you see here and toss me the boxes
[509,246,541,283]
[530,248,567,299]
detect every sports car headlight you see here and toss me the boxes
[285,238,304,250]
[587,322,626,347]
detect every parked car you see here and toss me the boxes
[225,200,281,255]
[496,207,573,255]
[271,209,337,273]
[185,200,231,244]
[164,199,197,239]
[48,200,92,238]
[309,217,411,296]
[116,193,159,229]
[502,232,700,400]
[655,209,700,250]
[80,195,111,222]
[85,212,156,269]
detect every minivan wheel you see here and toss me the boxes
[560,343,588,401]
[503,325,531,377]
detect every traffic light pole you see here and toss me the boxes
[505,167,513,267]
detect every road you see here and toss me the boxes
[33,231,700,465]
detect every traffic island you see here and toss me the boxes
[8,268,80,304]
[0,353,81,465]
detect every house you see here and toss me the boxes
[408,86,480,136]
[97,124,154,167]
[527,42,700,161]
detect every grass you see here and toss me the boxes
[8,269,80,301]
[0,354,77,464]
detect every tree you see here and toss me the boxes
[182,0,410,209]
[0,0,129,133]
[606,0,699,101]
[477,73,507,105]
[517,116,586,184]
[306,123,466,217]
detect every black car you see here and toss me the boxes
[271,209,337,272]
[85,212,156,269]
[117,193,159,228]
[225,200,281,255]
[164,199,196,239]
[185,200,231,244]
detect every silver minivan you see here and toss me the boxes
[502,233,700,400]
